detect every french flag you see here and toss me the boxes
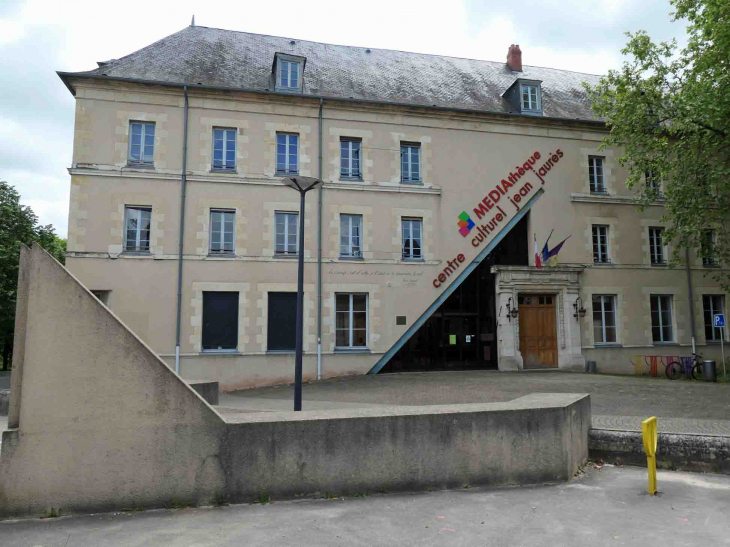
[534,234,542,269]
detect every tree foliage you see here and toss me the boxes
[586,0,730,287]
[0,180,66,369]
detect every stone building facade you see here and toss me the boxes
[58,26,729,390]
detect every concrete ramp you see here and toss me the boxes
[1,244,591,517]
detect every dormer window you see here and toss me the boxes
[522,84,539,111]
[501,78,543,116]
[274,53,306,92]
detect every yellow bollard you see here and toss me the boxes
[642,416,658,495]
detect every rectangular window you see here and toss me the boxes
[209,209,235,255]
[275,212,298,256]
[402,218,423,260]
[522,85,539,110]
[592,295,617,344]
[124,206,152,252]
[589,156,605,193]
[340,139,362,179]
[648,227,665,265]
[202,291,239,351]
[279,60,300,89]
[650,295,674,343]
[702,230,717,266]
[128,122,155,165]
[592,225,610,263]
[335,293,368,349]
[267,292,297,351]
[645,168,661,194]
[212,128,236,170]
[703,295,725,342]
[401,143,421,183]
[340,214,362,258]
[276,133,299,175]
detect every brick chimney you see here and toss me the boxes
[507,44,522,72]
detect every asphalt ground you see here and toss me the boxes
[1,466,728,547]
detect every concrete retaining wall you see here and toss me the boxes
[589,429,730,475]
[0,245,591,517]
[188,381,219,406]
[0,390,8,416]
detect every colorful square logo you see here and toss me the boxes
[457,211,475,237]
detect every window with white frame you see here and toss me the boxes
[275,212,298,255]
[340,214,362,258]
[335,293,368,348]
[402,218,423,260]
[650,295,674,343]
[278,59,301,90]
[702,230,718,266]
[588,156,605,193]
[124,206,152,252]
[212,128,236,170]
[592,295,617,344]
[649,227,666,265]
[276,133,299,175]
[340,139,362,179]
[592,225,610,263]
[401,143,421,183]
[522,84,539,111]
[703,295,725,342]
[128,122,155,165]
[209,209,235,255]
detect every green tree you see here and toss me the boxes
[586,0,730,287]
[0,180,66,370]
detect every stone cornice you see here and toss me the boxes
[571,192,666,207]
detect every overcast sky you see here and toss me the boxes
[1,0,688,238]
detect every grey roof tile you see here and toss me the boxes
[62,25,603,121]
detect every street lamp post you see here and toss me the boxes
[282,176,323,411]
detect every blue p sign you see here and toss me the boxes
[714,314,726,328]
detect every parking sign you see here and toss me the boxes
[714,314,726,328]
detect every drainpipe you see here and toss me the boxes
[174,86,190,374]
[317,98,324,380]
[685,247,697,355]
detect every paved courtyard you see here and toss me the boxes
[222,371,730,435]
[2,466,728,546]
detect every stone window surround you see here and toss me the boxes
[640,220,671,267]
[579,147,616,196]
[108,196,166,258]
[329,204,374,260]
[264,122,312,178]
[389,132,432,185]
[322,282,381,352]
[68,176,90,253]
[195,201,248,257]
[190,282,251,353]
[697,291,730,344]
[262,202,312,258]
[392,208,435,262]
[114,110,169,170]
[197,117,250,175]
[641,286,684,346]
[328,127,374,183]
[584,288,629,348]
[255,283,315,353]
[584,216,619,265]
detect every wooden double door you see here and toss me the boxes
[518,294,558,368]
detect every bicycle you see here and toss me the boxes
[665,353,704,380]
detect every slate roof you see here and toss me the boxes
[59,25,604,122]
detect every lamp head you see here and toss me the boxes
[281,176,322,193]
